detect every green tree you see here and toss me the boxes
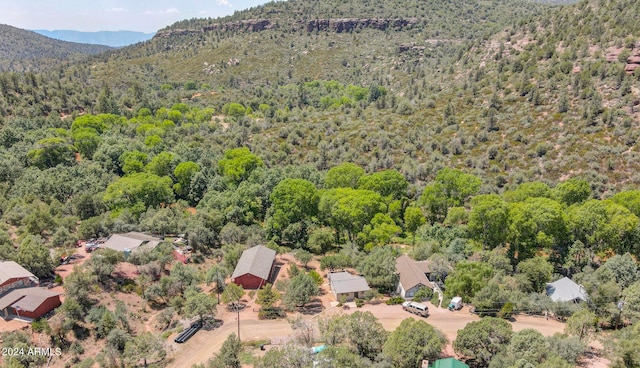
[63,266,98,310]
[218,147,263,183]
[316,346,370,368]
[468,194,508,249]
[509,328,549,364]
[119,150,148,174]
[266,178,319,242]
[348,311,388,360]
[621,280,640,325]
[453,317,513,368]
[222,283,245,310]
[307,227,335,254]
[503,181,552,202]
[208,333,241,368]
[294,249,313,268]
[404,206,426,246]
[567,199,638,254]
[444,261,494,300]
[611,190,640,217]
[325,162,365,188]
[257,343,312,368]
[319,188,386,242]
[14,239,54,279]
[146,151,177,177]
[516,256,553,293]
[383,318,447,368]
[357,169,408,200]
[565,309,597,341]
[553,178,591,205]
[606,324,640,367]
[184,289,217,321]
[72,128,101,159]
[359,213,401,248]
[283,273,319,309]
[601,253,639,289]
[419,168,481,223]
[27,137,75,169]
[123,332,166,366]
[103,172,175,215]
[358,245,397,293]
[507,197,567,262]
[173,161,201,200]
[205,265,228,303]
[96,83,119,114]
[256,283,280,310]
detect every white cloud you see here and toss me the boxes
[145,8,181,15]
[216,0,230,6]
[107,7,125,13]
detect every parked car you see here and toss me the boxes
[402,301,429,317]
[174,320,202,343]
[85,242,100,252]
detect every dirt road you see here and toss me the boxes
[167,301,569,368]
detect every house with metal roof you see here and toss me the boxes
[0,261,39,295]
[431,357,469,368]
[328,271,370,301]
[395,255,435,299]
[102,232,162,257]
[0,288,61,320]
[546,277,588,303]
[0,261,61,320]
[231,245,276,289]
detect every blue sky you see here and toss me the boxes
[0,0,273,33]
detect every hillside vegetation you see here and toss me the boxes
[0,24,112,72]
[1,0,640,366]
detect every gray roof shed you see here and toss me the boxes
[328,271,370,294]
[102,232,162,252]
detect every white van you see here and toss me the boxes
[402,301,429,317]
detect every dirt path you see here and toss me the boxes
[167,301,575,368]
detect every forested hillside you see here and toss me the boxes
[0,24,112,72]
[1,0,640,367]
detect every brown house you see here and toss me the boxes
[0,288,61,320]
[0,261,39,295]
[231,245,276,289]
[0,261,61,320]
[395,255,435,299]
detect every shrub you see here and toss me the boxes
[412,286,433,302]
[386,296,404,305]
[355,298,364,308]
[31,318,49,333]
[498,302,514,319]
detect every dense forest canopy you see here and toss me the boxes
[1,0,640,366]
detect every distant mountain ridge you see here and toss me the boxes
[0,24,112,72]
[33,30,155,47]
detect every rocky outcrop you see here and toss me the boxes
[398,43,426,53]
[306,18,418,33]
[625,53,640,73]
[154,17,418,39]
[154,29,199,38]
[202,19,277,33]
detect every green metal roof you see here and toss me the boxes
[432,357,469,368]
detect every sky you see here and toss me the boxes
[0,0,273,33]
